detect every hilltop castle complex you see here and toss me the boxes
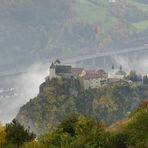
[46,62,132,89]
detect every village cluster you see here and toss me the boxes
[46,62,132,90]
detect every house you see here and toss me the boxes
[109,67,127,79]
[97,69,108,78]
[80,69,108,89]
[71,68,84,78]
[114,70,127,79]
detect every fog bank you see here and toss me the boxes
[0,63,48,124]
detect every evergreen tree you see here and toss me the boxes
[5,119,36,147]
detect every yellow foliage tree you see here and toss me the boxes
[0,125,6,145]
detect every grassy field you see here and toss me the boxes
[126,0,148,31]
[133,20,148,30]
[130,0,148,12]
[73,0,117,30]
[73,0,148,32]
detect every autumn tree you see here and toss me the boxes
[0,124,6,146]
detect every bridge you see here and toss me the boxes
[62,46,148,64]
[0,45,148,77]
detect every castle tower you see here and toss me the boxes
[50,62,56,80]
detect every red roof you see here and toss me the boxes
[71,68,83,74]
[82,70,107,80]
[97,69,107,75]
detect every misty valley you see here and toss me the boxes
[0,0,148,147]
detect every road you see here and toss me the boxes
[62,46,147,64]
[0,45,147,77]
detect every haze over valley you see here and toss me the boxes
[0,1,148,147]
[0,0,148,129]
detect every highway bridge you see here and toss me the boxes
[62,45,148,64]
[0,45,148,77]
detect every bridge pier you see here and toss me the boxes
[92,59,96,66]
[143,48,148,57]
[103,56,106,68]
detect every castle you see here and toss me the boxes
[46,62,131,89]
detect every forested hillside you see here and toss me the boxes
[1,100,148,147]
[0,0,72,71]
[0,0,148,72]
[37,102,148,148]
[16,77,148,135]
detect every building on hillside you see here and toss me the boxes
[108,66,127,79]
[107,78,132,85]
[49,62,72,80]
[48,63,84,80]
[71,68,84,78]
[97,69,108,78]
[114,69,127,79]
[47,62,130,89]
[80,69,108,89]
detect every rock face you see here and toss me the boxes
[16,77,148,135]
[16,78,81,134]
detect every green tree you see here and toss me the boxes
[59,113,78,137]
[126,107,148,146]
[5,119,36,147]
[109,131,129,148]
[126,70,138,82]
[54,59,61,65]
[143,75,148,84]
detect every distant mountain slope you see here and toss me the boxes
[133,0,148,5]
[0,0,72,71]
[0,0,148,72]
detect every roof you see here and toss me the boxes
[50,62,55,69]
[82,70,107,80]
[71,68,83,75]
[115,70,127,76]
[97,69,107,75]
[55,65,72,74]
